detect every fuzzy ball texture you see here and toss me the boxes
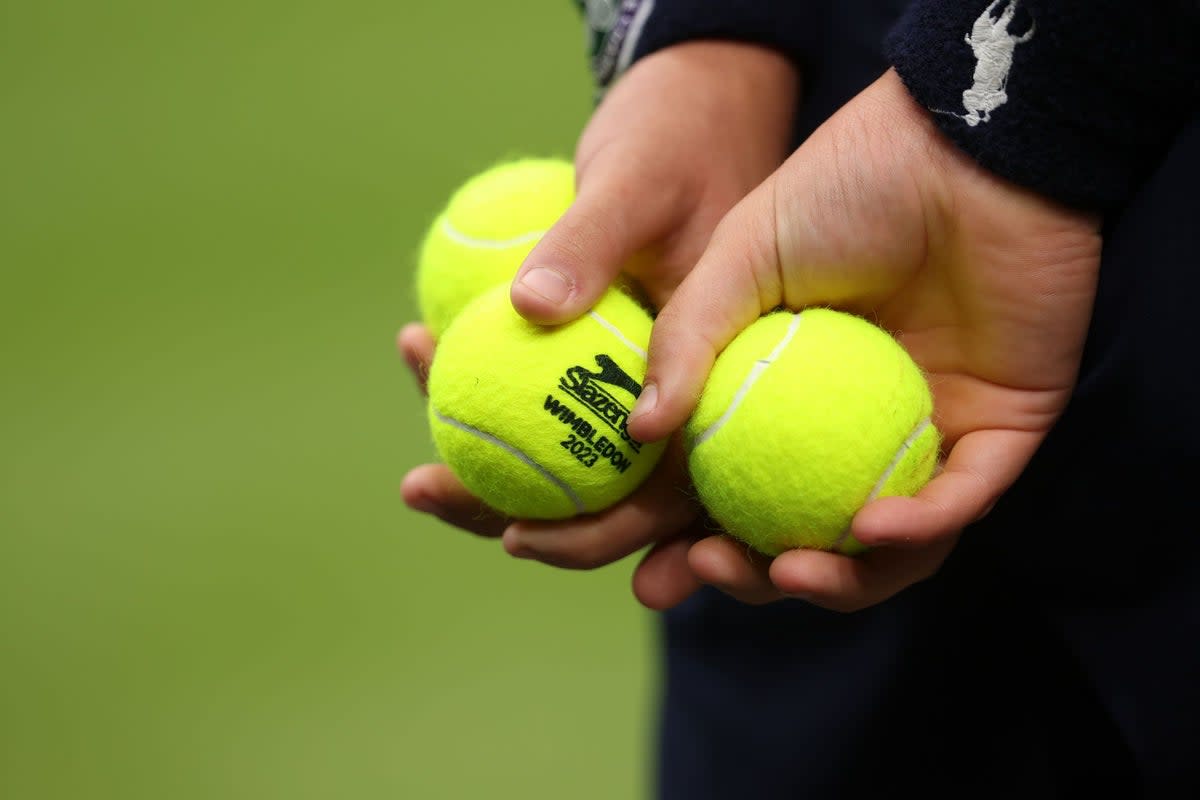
[416,157,575,338]
[686,308,941,556]
[427,284,666,519]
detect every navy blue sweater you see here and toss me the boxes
[580,0,1200,214]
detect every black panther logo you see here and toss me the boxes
[556,353,645,447]
[575,354,642,399]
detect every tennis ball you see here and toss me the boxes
[686,308,941,556]
[416,157,575,338]
[426,283,666,519]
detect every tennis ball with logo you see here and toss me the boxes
[425,283,666,518]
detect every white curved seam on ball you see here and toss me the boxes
[439,217,546,250]
[587,310,648,360]
[832,417,932,552]
[692,313,804,449]
[432,410,585,513]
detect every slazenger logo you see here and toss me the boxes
[546,354,645,454]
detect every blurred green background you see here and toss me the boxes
[0,3,661,798]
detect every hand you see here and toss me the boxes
[627,69,1103,613]
[400,41,799,608]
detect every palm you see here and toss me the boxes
[771,120,1100,461]
[633,70,1102,611]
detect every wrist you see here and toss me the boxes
[635,41,799,169]
[870,69,1101,232]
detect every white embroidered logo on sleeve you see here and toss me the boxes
[934,0,1036,127]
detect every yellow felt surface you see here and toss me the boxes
[416,158,575,337]
[427,284,666,518]
[686,308,940,555]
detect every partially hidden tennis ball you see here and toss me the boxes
[686,308,941,556]
[427,283,667,519]
[416,157,575,338]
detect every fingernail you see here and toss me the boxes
[519,267,572,305]
[630,383,657,421]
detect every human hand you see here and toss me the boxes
[400,41,799,608]
[626,69,1103,613]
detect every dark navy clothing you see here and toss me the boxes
[575,1,1200,796]
[658,115,1200,798]
[887,1,1200,214]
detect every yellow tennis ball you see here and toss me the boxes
[686,308,941,556]
[426,283,667,519]
[416,157,575,338]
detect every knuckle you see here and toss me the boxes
[544,208,624,271]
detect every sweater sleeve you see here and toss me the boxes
[886,1,1200,214]
[578,0,825,89]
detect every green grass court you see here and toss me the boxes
[1,4,658,797]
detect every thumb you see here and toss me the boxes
[627,178,783,444]
[510,155,684,324]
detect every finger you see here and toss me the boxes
[510,156,687,325]
[632,537,704,611]
[768,538,957,613]
[400,463,508,539]
[687,535,784,606]
[501,441,697,570]
[397,323,436,396]
[626,181,782,444]
[851,428,1042,547]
